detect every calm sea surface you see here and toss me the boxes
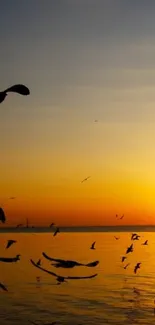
[0,230,155,324]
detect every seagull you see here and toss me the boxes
[49,223,55,227]
[53,227,59,237]
[142,240,148,245]
[6,240,16,249]
[0,254,20,263]
[81,176,91,183]
[134,263,141,274]
[132,234,140,240]
[121,256,126,262]
[126,244,133,254]
[120,214,124,220]
[30,259,97,283]
[90,241,96,250]
[131,233,138,240]
[42,252,99,268]
[0,207,6,223]
[114,236,120,240]
[124,263,130,269]
[36,259,41,266]
[0,282,8,292]
[0,84,30,104]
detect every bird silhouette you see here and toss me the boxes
[0,254,20,263]
[126,244,133,254]
[53,227,59,236]
[81,176,91,183]
[134,263,141,274]
[36,259,41,266]
[142,240,148,245]
[131,233,140,240]
[0,84,30,104]
[114,236,120,240]
[6,240,16,249]
[120,214,124,219]
[124,263,130,269]
[30,259,97,283]
[42,252,99,268]
[90,241,96,249]
[0,282,8,292]
[121,256,126,262]
[49,223,55,227]
[0,207,6,223]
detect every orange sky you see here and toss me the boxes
[1,2,155,226]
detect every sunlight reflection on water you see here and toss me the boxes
[0,231,155,324]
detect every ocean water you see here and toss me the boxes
[0,230,155,324]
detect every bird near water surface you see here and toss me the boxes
[134,263,141,274]
[0,282,8,292]
[42,252,99,268]
[6,240,17,249]
[90,241,96,249]
[0,254,20,263]
[30,259,98,284]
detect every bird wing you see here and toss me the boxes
[0,282,8,291]
[85,261,99,267]
[30,259,57,277]
[0,207,6,223]
[66,273,97,280]
[92,241,96,247]
[42,252,64,263]
[5,84,30,95]
[6,242,11,249]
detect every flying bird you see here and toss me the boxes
[81,176,91,183]
[121,256,126,262]
[6,240,16,249]
[50,223,55,227]
[124,263,130,269]
[131,233,138,240]
[126,244,133,254]
[42,252,99,268]
[0,84,30,104]
[0,282,8,292]
[114,236,120,240]
[120,214,124,220]
[30,259,97,283]
[134,263,141,274]
[53,227,59,237]
[0,207,6,223]
[36,259,41,266]
[90,241,96,250]
[0,254,20,263]
[142,240,148,245]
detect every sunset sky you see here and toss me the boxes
[1,1,155,226]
